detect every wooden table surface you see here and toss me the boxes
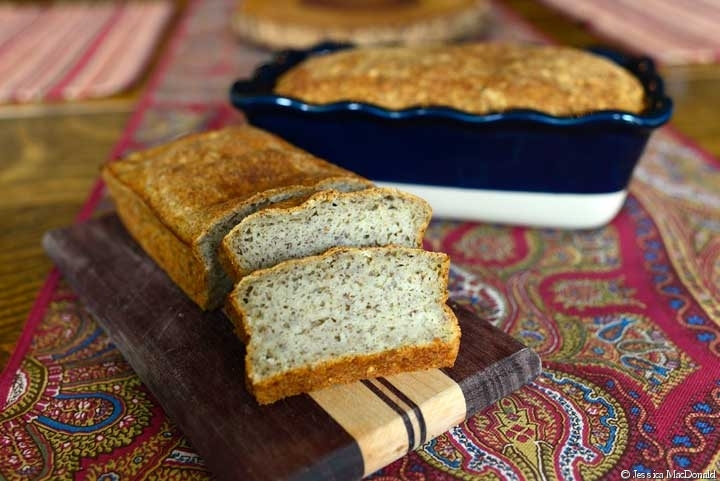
[1,0,719,372]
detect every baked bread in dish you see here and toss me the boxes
[274,42,646,116]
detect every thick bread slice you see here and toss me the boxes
[219,187,432,280]
[102,125,371,310]
[226,246,461,405]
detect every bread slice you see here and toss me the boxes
[226,246,461,405]
[102,125,371,310]
[219,187,432,280]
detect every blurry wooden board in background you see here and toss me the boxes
[232,0,490,49]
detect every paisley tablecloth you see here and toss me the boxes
[1,0,719,479]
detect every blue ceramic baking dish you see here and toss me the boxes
[230,43,673,228]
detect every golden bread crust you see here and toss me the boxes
[102,125,370,309]
[103,168,215,306]
[275,43,646,116]
[104,125,368,245]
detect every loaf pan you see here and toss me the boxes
[229,42,673,229]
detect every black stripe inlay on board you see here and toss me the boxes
[376,377,427,445]
[360,379,415,448]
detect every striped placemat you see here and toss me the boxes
[0,1,174,103]
[540,0,720,64]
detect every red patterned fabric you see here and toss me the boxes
[1,0,719,479]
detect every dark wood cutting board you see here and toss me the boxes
[42,214,541,481]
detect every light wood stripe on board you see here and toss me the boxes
[311,368,466,477]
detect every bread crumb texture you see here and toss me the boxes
[275,42,646,116]
[228,246,460,404]
[221,187,432,279]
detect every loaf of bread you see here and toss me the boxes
[274,42,646,116]
[226,246,460,404]
[101,125,371,310]
[219,187,432,280]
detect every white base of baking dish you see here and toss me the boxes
[376,182,628,229]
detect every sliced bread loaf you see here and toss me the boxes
[226,246,461,405]
[219,187,432,279]
[102,125,371,310]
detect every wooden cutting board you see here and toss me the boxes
[43,214,541,481]
[232,0,491,49]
